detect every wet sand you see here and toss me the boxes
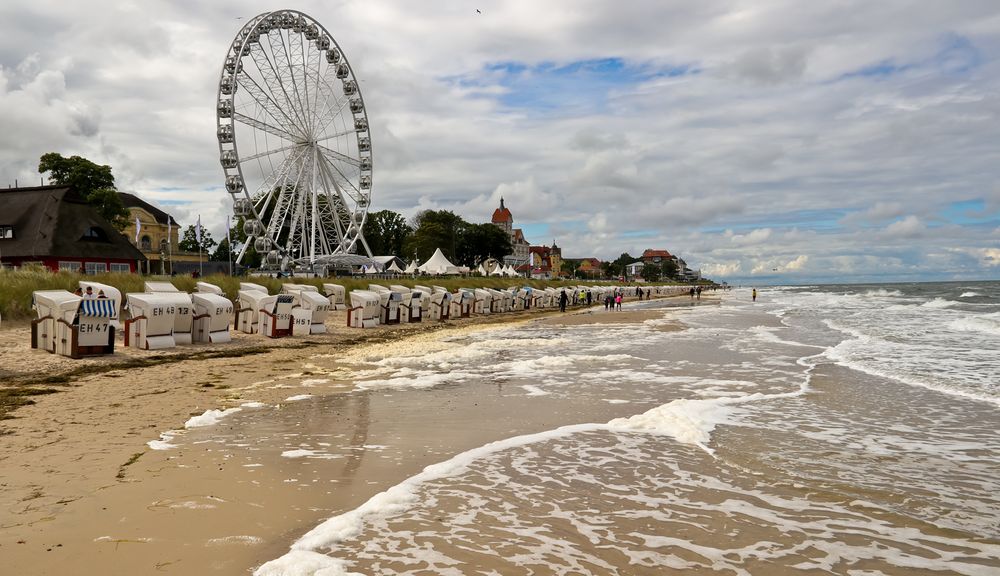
[0,292,706,574]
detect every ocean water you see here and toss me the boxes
[183,282,1000,575]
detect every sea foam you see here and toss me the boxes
[948,313,1000,337]
[254,423,602,575]
[185,408,242,428]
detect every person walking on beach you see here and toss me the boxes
[752,288,757,302]
[689,287,695,299]
[615,293,622,310]
[559,289,568,313]
[696,286,702,299]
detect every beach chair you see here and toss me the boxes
[79,281,122,330]
[322,283,347,310]
[32,290,115,358]
[390,285,415,323]
[368,285,401,325]
[450,290,474,318]
[474,288,492,314]
[192,293,234,344]
[413,285,432,318]
[283,285,330,335]
[240,281,270,293]
[124,293,178,350]
[428,289,452,321]
[196,281,224,295]
[347,290,380,328]
[259,294,296,338]
[407,288,427,322]
[235,289,272,334]
[144,282,194,345]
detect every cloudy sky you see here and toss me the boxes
[2,0,999,284]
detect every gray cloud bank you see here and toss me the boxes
[1,0,998,283]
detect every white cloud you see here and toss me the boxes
[882,215,926,239]
[840,201,905,225]
[727,228,772,247]
[784,255,809,271]
[977,248,1000,267]
[703,260,742,277]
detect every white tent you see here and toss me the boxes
[477,263,487,276]
[404,260,418,274]
[364,264,379,275]
[417,248,460,275]
[387,261,404,274]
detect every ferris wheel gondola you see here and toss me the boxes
[216,9,373,272]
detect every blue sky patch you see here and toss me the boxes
[451,57,696,115]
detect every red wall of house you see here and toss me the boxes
[1,257,139,274]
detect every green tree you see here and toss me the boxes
[641,263,662,282]
[211,236,233,262]
[403,210,464,262]
[660,258,679,280]
[563,259,580,278]
[38,152,129,230]
[455,223,512,267]
[362,210,413,256]
[178,224,217,253]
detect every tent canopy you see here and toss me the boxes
[417,248,461,275]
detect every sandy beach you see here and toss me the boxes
[0,292,695,575]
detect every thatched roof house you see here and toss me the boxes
[0,185,144,273]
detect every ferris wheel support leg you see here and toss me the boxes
[358,233,373,258]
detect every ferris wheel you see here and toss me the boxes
[216,9,373,271]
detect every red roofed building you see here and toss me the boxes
[491,197,513,233]
[489,197,530,268]
[641,249,673,264]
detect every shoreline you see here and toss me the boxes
[0,291,706,575]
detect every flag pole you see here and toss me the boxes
[227,215,233,276]
[196,215,203,277]
[167,217,173,275]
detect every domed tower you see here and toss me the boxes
[491,197,513,235]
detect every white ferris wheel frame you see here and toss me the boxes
[216,9,373,271]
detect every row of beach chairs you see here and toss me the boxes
[31,282,688,358]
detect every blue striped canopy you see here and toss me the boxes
[79,299,117,318]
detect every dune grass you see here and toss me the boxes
[0,267,688,324]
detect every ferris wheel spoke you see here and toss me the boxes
[257,33,311,134]
[283,153,314,254]
[240,142,300,163]
[233,112,300,143]
[314,127,355,144]
[298,32,320,136]
[247,42,304,134]
[251,147,305,228]
[236,71,301,136]
[318,152,363,210]
[309,47,324,136]
[316,158,349,245]
[317,143,362,169]
[271,32,309,133]
[316,147,364,203]
[313,78,350,136]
